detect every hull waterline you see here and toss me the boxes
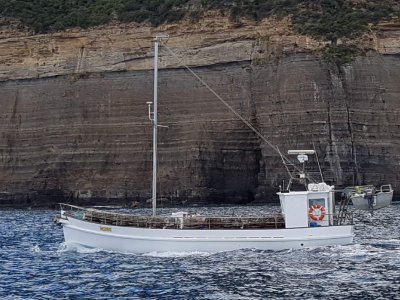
[61,218,354,253]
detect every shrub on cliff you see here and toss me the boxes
[0,0,120,32]
[118,0,187,25]
[0,0,191,31]
[201,0,399,64]
[0,0,398,44]
[291,0,397,44]
[321,45,364,66]
[203,0,398,44]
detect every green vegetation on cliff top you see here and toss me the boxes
[0,0,399,64]
[1,0,399,39]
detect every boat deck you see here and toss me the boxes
[59,204,286,230]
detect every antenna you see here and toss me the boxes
[287,149,315,189]
[155,33,169,41]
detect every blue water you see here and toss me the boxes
[1,205,399,299]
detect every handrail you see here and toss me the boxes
[380,184,392,193]
[58,203,353,229]
[59,203,282,220]
[59,203,286,229]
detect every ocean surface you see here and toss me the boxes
[0,205,399,299]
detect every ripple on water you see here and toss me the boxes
[0,206,399,299]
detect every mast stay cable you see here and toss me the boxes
[163,44,314,181]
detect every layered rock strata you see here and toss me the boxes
[0,16,399,207]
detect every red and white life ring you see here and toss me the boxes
[308,204,326,221]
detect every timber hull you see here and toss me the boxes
[60,217,354,253]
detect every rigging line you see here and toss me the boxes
[163,44,309,177]
[313,141,324,182]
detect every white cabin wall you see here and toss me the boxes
[279,193,309,228]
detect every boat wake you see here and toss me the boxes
[3,208,399,299]
[30,245,42,253]
[56,242,113,254]
[142,251,211,258]
[55,242,213,257]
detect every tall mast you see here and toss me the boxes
[149,34,168,217]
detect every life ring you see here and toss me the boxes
[308,204,326,221]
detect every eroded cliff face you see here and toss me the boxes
[0,16,399,207]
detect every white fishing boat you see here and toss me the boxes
[342,185,393,211]
[55,35,354,253]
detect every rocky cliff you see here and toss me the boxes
[0,16,399,207]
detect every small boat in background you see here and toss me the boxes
[342,185,393,211]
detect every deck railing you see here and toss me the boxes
[59,203,352,230]
[59,203,286,229]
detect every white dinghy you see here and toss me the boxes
[55,35,354,253]
[342,185,393,211]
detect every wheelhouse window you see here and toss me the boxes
[309,198,325,208]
